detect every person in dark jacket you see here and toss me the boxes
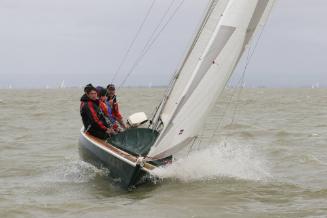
[80,84,95,128]
[80,85,115,139]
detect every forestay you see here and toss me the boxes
[148,0,276,159]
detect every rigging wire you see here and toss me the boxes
[139,0,178,129]
[207,19,271,146]
[141,0,177,54]
[149,0,215,130]
[227,1,277,127]
[119,0,186,88]
[230,21,270,126]
[111,0,157,83]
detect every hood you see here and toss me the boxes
[80,94,99,104]
[80,94,89,102]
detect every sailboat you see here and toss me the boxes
[59,80,65,89]
[79,0,276,189]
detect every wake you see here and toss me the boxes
[152,139,271,182]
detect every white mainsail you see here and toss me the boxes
[148,0,276,159]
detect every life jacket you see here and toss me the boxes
[105,100,116,123]
[107,95,123,121]
[80,95,110,133]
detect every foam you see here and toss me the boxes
[152,139,271,182]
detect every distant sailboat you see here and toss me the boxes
[59,80,65,89]
[79,0,276,189]
[311,83,320,89]
[8,84,12,89]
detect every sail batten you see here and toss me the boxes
[148,0,276,159]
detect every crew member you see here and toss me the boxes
[106,84,127,129]
[80,85,115,139]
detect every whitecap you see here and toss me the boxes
[152,139,271,182]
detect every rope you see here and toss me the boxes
[230,20,270,125]
[187,136,198,156]
[119,0,186,88]
[111,0,157,83]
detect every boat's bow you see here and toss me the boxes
[78,128,160,188]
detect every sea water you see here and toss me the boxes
[0,88,326,217]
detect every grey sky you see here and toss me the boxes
[0,0,326,88]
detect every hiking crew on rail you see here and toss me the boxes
[80,84,125,139]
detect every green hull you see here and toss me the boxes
[78,133,147,189]
[78,128,172,189]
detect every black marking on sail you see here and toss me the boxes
[173,25,236,117]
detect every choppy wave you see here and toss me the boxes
[152,139,271,182]
[31,111,50,117]
[1,88,327,217]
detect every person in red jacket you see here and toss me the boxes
[96,86,120,132]
[96,86,109,117]
[106,84,127,130]
[80,85,115,139]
